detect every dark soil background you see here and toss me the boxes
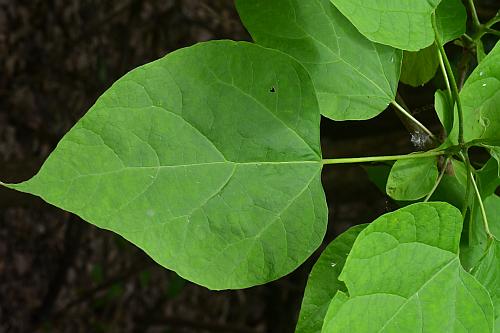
[0,1,498,332]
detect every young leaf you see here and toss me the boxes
[448,41,500,146]
[2,41,328,290]
[386,156,439,201]
[322,202,494,332]
[435,89,454,135]
[328,0,442,51]
[235,0,402,120]
[434,0,467,44]
[400,45,439,87]
[365,160,469,210]
[296,224,367,333]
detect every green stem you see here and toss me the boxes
[322,151,445,165]
[424,157,450,202]
[462,33,475,43]
[459,151,473,217]
[467,0,481,28]
[486,29,500,37]
[485,13,500,29]
[470,171,493,239]
[437,50,452,101]
[468,189,476,247]
[390,101,437,141]
[432,14,465,146]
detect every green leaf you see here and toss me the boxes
[487,146,500,178]
[430,159,469,209]
[235,0,402,120]
[296,224,367,333]
[449,41,500,146]
[435,89,454,135]
[400,45,439,87]
[461,194,500,329]
[434,0,467,44]
[473,240,500,332]
[477,158,500,198]
[329,0,442,51]
[386,156,439,201]
[467,193,500,250]
[483,196,500,240]
[364,160,469,210]
[3,41,328,290]
[457,160,497,273]
[322,202,494,332]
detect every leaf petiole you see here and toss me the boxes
[470,171,494,240]
[432,13,465,146]
[459,151,473,217]
[390,101,437,141]
[485,12,500,29]
[487,29,500,37]
[424,157,450,202]
[466,0,481,29]
[322,151,446,165]
[437,50,452,101]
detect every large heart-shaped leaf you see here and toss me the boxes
[296,224,367,333]
[235,0,401,120]
[322,202,494,332]
[1,41,328,290]
[329,0,442,51]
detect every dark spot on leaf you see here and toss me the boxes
[269,86,276,93]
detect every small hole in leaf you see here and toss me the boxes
[269,86,276,93]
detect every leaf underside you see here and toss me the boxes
[5,41,328,290]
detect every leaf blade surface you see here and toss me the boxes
[329,0,442,51]
[5,41,328,290]
[296,224,367,333]
[322,203,494,332]
[236,0,402,120]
